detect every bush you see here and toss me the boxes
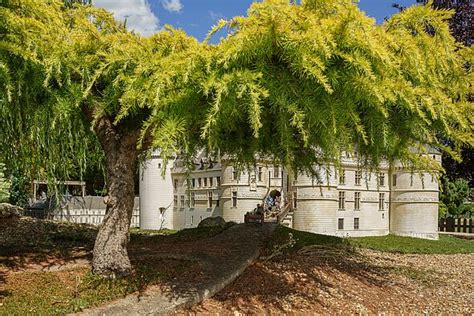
[440,177,470,217]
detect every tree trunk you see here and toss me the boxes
[91,116,139,278]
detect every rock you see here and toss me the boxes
[0,203,24,220]
[198,216,226,228]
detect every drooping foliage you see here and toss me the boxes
[1,0,472,184]
[0,0,204,188]
[201,0,473,175]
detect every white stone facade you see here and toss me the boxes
[139,152,441,239]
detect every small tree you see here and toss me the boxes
[1,0,472,277]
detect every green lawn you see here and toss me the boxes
[270,226,474,255]
[348,234,474,254]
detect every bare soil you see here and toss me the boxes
[179,249,474,315]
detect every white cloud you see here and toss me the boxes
[162,0,183,13]
[209,10,224,22]
[93,0,160,36]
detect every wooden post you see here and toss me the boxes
[446,217,455,232]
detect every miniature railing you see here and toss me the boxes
[276,203,292,224]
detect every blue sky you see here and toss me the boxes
[93,0,418,41]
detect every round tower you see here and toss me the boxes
[291,170,338,235]
[139,153,175,230]
[390,153,441,240]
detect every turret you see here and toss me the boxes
[139,152,175,230]
[390,152,441,240]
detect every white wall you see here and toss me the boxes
[139,155,175,230]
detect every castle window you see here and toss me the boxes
[293,191,297,209]
[204,177,208,187]
[379,193,385,211]
[192,178,196,188]
[216,197,220,207]
[198,178,202,187]
[354,218,360,230]
[258,167,263,181]
[338,191,346,210]
[217,176,221,186]
[354,192,361,211]
[209,177,213,187]
[392,174,397,187]
[355,170,362,186]
[378,173,385,186]
[208,191,213,208]
[339,170,346,185]
[190,192,195,207]
[174,179,178,190]
[173,195,178,206]
[338,218,344,230]
[232,168,238,181]
[191,215,194,225]
[180,195,185,208]
[232,191,238,207]
[273,166,280,178]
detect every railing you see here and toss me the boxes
[439,217,473,233]
[276,203,292,224]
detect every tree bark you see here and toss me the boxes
[91,116,139,278]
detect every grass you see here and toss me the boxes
[348,234,474,254]
[0,224,236,316]
[268,226,474,255]
[129,227,177,236]
[0,259,192,316]
[266,225,347,256]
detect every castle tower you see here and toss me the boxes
[291,167,339,235]
[390,152,441,240]
[139,152,175,230]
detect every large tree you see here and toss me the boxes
[1,0,472,277]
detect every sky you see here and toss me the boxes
[93,0,419,40]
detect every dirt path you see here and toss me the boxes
[179,249,474,314]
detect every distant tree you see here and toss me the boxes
[416,0,473,46]
[440,178,471,216]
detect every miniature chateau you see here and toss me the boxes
[139,151,441,240]
[47,150,441,240]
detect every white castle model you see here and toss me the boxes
[140,150,441,240]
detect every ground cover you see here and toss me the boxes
[0,218,232,315]
[1,222,473,315]
[348,234,474,254]
[180,226,474,314]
